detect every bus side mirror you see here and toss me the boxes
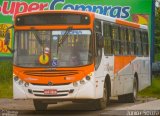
[96,33,104,48]
[5,32,10,45]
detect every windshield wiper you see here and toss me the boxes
[31,29,43,46]
[31,29,46,60]
[57,26,72,54]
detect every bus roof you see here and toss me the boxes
[15,10,148,30]
[95,13,148,30]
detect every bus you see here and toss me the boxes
[5,10,150,110]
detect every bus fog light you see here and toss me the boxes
[80,80,85,85]
[28,89,33,94]
[24,82,29,87]
[86,76,91,81]
[73,82,78,87]
[18,80,23,85]
[69,89,74,93]
[14,76,19,81]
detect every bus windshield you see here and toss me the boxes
[14,30,92,68]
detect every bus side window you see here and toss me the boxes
[120,27,127,55]
[145,32,149,56]
[111,25,120,55]
[135,30,142,56]
[127,29,131,55]
[125,28,129,55]
[128,29,135,55]
[142,31,149,56]
[94,20,102,70]
[103,23,112,55]
[95,20,102,32]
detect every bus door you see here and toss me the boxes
[94,20,104,78]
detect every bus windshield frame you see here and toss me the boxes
[13,29,93,68]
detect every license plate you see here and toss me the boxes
[44,89,57,95]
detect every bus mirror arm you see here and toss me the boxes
[96,33,104,48]
[99,35,104,48]
[6,45,15,53]
[5,25,15,53]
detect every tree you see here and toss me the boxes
[155,0,160,61]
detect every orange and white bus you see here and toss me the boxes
[6,10,150,110]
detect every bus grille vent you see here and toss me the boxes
[23,70,78,77]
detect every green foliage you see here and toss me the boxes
[155,7,160,61]
[0,60,13,98]
[155,53,160,61]
[138,77,160,99]
[0,80,12,98]
[0,60,13,82]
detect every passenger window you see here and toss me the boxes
[103,23,113,55]
[111,25,120,55]
[95,20,101,32]
[120,27,128,55]
[142,31,149,56]
[128,29,135,55]
[135,30,142,56]
[94,20,102,70]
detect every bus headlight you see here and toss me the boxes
[80,79,85,85]
[14,76,19,81]
[24,82,29,87]
[86,76,91,81]
[18,80,24,85]
[73,82,78,87]
[13,75,30,87]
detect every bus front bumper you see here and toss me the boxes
[13,79,96,100]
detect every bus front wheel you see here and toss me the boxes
[94,82,109,110]
[33,100,48,111]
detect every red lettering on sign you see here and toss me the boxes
[14,2,28,16]
[0,1,49,17]
[28,3,39,12]
[39,3,49,10]
[2,1,15,15]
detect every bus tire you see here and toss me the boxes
[33,100,48,111]
[128,77,138,102]
[94,82,109,110]
[118,77,138,103]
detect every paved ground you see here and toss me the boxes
[0,97,159,116]
[118,99,160,110]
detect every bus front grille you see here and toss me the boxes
[34,94,68,97]
[23,70,78,77]
[31,83,71,86]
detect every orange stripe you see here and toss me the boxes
[114,56,136,74]
[116,19,140,28]
[13,64,94,84]
[14,25,92,30]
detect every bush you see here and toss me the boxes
[0,59,13,98]
[155,53,160,62]
[0,59,13,82]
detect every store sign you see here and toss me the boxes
[0,0,153,58]
[0,0,131,19]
